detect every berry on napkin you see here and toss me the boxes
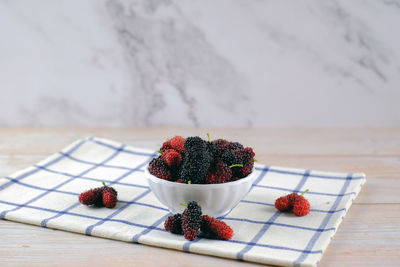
[200,215,233,240]
[181,201,203,241]
[103,186,118,208]
[79,182,118,208]
[275,189,310,216]
[79,187,103,206]
[164,214,183,235]
[164,202,234,241]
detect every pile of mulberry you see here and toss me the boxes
[149,134,256,184]
[79,182,118,208]
[164,201,234,241]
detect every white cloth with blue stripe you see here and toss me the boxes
[0,137,366,267]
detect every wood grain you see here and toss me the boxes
[0,127,399,267]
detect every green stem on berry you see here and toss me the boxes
[300,189,309,196]
[157,150,163,154]
[179,203,187,207]
[166,138,169,141]
[229,164,244,168]
[206,133,210,141]
[102,181,106,187]
[254,158,258,162]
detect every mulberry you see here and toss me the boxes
[212,139,243,156]
[169,136,186,153]
[102,186,118,208]
[149,157,172,181]
[164,213,183,234]
[201,215,233,240]
[204,172,217,184]
[275,196,291,212]
[220,150,239,166]
[79,182,118,208]
[161,149,182,167]
[79,187,103,206]
[214,159,232,183]
[231,147,255,178]
[204,159,231,184]
[181,201,202,241]
[275,190,310,216]
[161,136,185,153]
[180,137,210,184]
[293,198,310,216]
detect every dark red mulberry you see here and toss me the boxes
[103,186,118,208]
[201,215,233,240]
[161,136,185,153]
[79,182,118,208]
[180,137,211,184]
[181,201,202,241]
[164,213,183,234]
[212,139,243,156]
[149,157,172,181]
[161,149,182,167]
[275,196,291,211]
[79,187,103,206]
[275,190,310,216]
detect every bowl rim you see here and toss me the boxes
[144,163,257,188]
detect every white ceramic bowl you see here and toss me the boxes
[145,165,258,217]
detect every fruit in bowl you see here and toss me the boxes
[145,135,257,217]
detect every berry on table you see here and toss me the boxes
[181,201,202,241]
[79,182,118,208]
[293,197,310,216]
[275,195,291,212]
[164,213,183,234]
[79,187,103,206]
[201,215,233,240]
[163,202,235,241]
[274,189,310,216]
[102,184,118,208]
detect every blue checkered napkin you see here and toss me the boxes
[0,137,366,267]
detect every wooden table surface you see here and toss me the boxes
[0,127,399,267]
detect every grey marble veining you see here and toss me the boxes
[0,0,399,127]
[106,0,252,127]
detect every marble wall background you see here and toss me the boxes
[1,0,399,127]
